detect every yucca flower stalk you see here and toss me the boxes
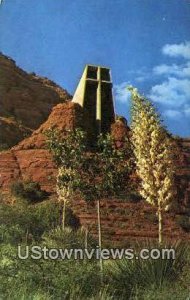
[129,86,175,244]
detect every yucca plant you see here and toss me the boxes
[134,240,188,287]
[105,240,188,299]
[129,86,176,244]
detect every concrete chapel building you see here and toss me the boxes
[72,65,115,142]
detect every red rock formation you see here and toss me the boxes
[0,117,32,149]
[0,101,190,242]
[0,53,71,147]
[69,197,190,245]
[111,118,131,148]
[0,102,84,192]
[175,138,190,210]
[0,149,56,193]
[13,102,84,151]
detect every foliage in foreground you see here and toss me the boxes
[105,240,188,298]
[0,199,190,299]
[0,239,189,299]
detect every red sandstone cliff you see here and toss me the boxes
[0,102,83,192]
[0,53,71,147]
[0,101,131,192]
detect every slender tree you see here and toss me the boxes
[129,86,175,244]
[79,133,132,274]
[45,128,86,230]
[46,127,132,275]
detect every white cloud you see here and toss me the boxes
[148,77,190,107]
[162,41,190,59]
[115,42,190,124]
[164,105,190,119]
[164,109,182,119]
[113,82,131,104]
[153,62,190,78]
[149,42,190,121]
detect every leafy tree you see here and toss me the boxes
[46,127,132,275]
[74,132,132,274]
[129,86,175,244]
[45,128,86,230]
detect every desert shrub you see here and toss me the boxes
[176,215,190,232]
[0,201,61,242]
[0,242,101,299]
[10,180,49,203]
[0,224,25,244]
[105,241,188,299]
[0,235,189,299]
[0,200,81,243]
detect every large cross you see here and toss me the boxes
[72,65,115,139]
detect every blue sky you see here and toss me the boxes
[0,0,190,136]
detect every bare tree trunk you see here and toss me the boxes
[158,202,162,244]
[85,227,88,249]
[62,200,66,231]
[97,199,103,282]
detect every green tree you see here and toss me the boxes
[45,128,86,230]
[129,87,175,244]
[46,127,132,275]
[79,133,132,274]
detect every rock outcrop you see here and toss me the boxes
[175,138,190,210]
[0,53,71,147]
[0,102,84,192]
[0,101,190,242]
[1,53,190,242]
[0,116,32,149]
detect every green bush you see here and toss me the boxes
[0,242,101,299]
[0,228,189,299]
[1,193,190,299]
[105,241,188,299]
[0,224,25,244]
[10,180,49,203]
[0,199,82,243]
[0,200,61,242]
